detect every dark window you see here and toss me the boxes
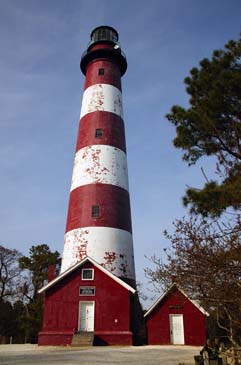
[98,68,104,76]
[82,269,94,280]
[95,128,103,138]
[92,205,100,218]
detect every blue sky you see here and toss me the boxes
[1,0,240,306]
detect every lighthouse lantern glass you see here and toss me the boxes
[91,27,118,44]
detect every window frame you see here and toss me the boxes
[92,205,100,218]
[98,68,105,76]
[81,268,94,281]
[95,128,103,138]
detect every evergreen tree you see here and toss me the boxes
[166,35,241,217]
[19,244,61,300]
[19,244,61,341]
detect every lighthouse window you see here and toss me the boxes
[82,269,94,280]
[92,205,100,218]
[98,68,104,76]
[95,128,103,138]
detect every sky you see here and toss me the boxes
[0,0,240,307]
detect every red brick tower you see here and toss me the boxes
[61,26,136,288]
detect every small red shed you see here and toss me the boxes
[38,256,136,346]
[144,283,209,346]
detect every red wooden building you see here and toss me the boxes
[145,283,209,346]
[38,256,136,346]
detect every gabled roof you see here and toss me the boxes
[144,283,209,318]
[38,256,136,294]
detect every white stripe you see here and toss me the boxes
[61,227,136,280]
[71,145,129,191]
[80,84,123,119]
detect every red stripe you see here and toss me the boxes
[84,60,121,90]
[89,43,115,52]
[65,184,132,233]
[76,111,126,153]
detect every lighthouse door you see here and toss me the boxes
[79,302,94,332]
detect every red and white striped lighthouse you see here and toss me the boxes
[61,26,136,288]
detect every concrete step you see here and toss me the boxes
[71,332,94,347]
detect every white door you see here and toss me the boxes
[170,314,184,344]
[79,302,94,332]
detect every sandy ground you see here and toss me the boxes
[0,344,200,364]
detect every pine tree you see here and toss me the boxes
[19,244,61,341]
[166,35,241,217]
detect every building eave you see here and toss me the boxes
[38,256,136,294]
[144,282,209,318]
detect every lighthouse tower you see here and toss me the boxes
[61,26,136,288]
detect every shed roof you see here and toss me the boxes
[144,283,209,318]
[38,256,136,294]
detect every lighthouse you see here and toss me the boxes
[38,27,141,346]
[61,26,136,288]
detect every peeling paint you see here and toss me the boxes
[61,73,135,285]
[119,253,128,275]
[101,251,117,273]
[61,226,135,280]
[76,243,87,261]
[80,84,123,119]
[104,251,117,264]
[70,145,129,192]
